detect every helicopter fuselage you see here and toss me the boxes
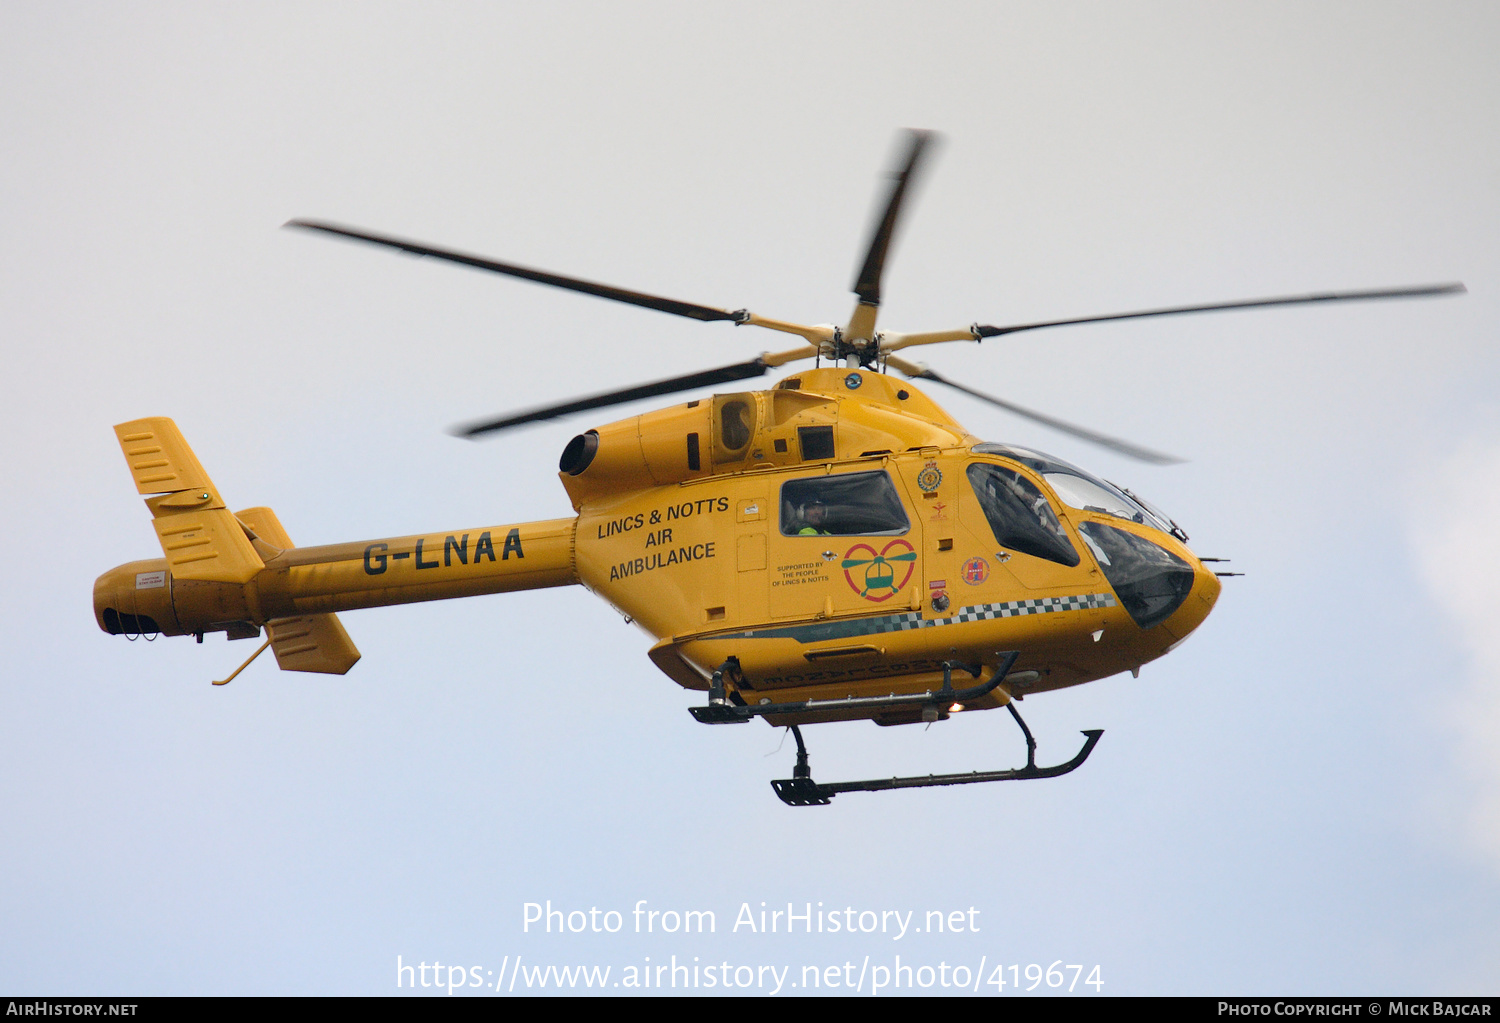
[93,366,1218,726]
[568,366,1219,724]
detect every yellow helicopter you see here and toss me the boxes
[93,131,1462,805]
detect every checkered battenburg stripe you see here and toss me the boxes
[941,592,1116,624]
[725,593,1117,644]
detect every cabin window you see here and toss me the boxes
[966,463,1080,567]
[780,471,910,537]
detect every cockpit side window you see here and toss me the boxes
[780,471,911,537]
[966,463,1080,567]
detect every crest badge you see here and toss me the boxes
[916,461,943,493]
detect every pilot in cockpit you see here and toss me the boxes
[796,499,832,536]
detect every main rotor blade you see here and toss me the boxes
[454,357,772,437]
[852,130,935,308]
[286,219,744,324]
[974,283,1466,338]
[886,356,1184,465]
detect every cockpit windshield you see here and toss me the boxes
[972,443,1185,538]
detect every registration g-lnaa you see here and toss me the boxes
[94,132,1462,805]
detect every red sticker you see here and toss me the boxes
[961,556,989,585]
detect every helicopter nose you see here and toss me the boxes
[1158,558,1222,646]
[1196,561,1223,606]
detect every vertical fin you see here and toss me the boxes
[115,418,265,584]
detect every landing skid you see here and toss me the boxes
[688,652,1103,806]
[771,714,1103,806]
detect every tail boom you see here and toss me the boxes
[256,519,578,617]
[95,518,579,639]
[97,416,578,674]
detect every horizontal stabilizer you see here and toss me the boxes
[236,506,361,675]
[266,614,361,675]
[234,505,291,557]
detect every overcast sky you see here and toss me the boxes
[2,1,1497,996]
